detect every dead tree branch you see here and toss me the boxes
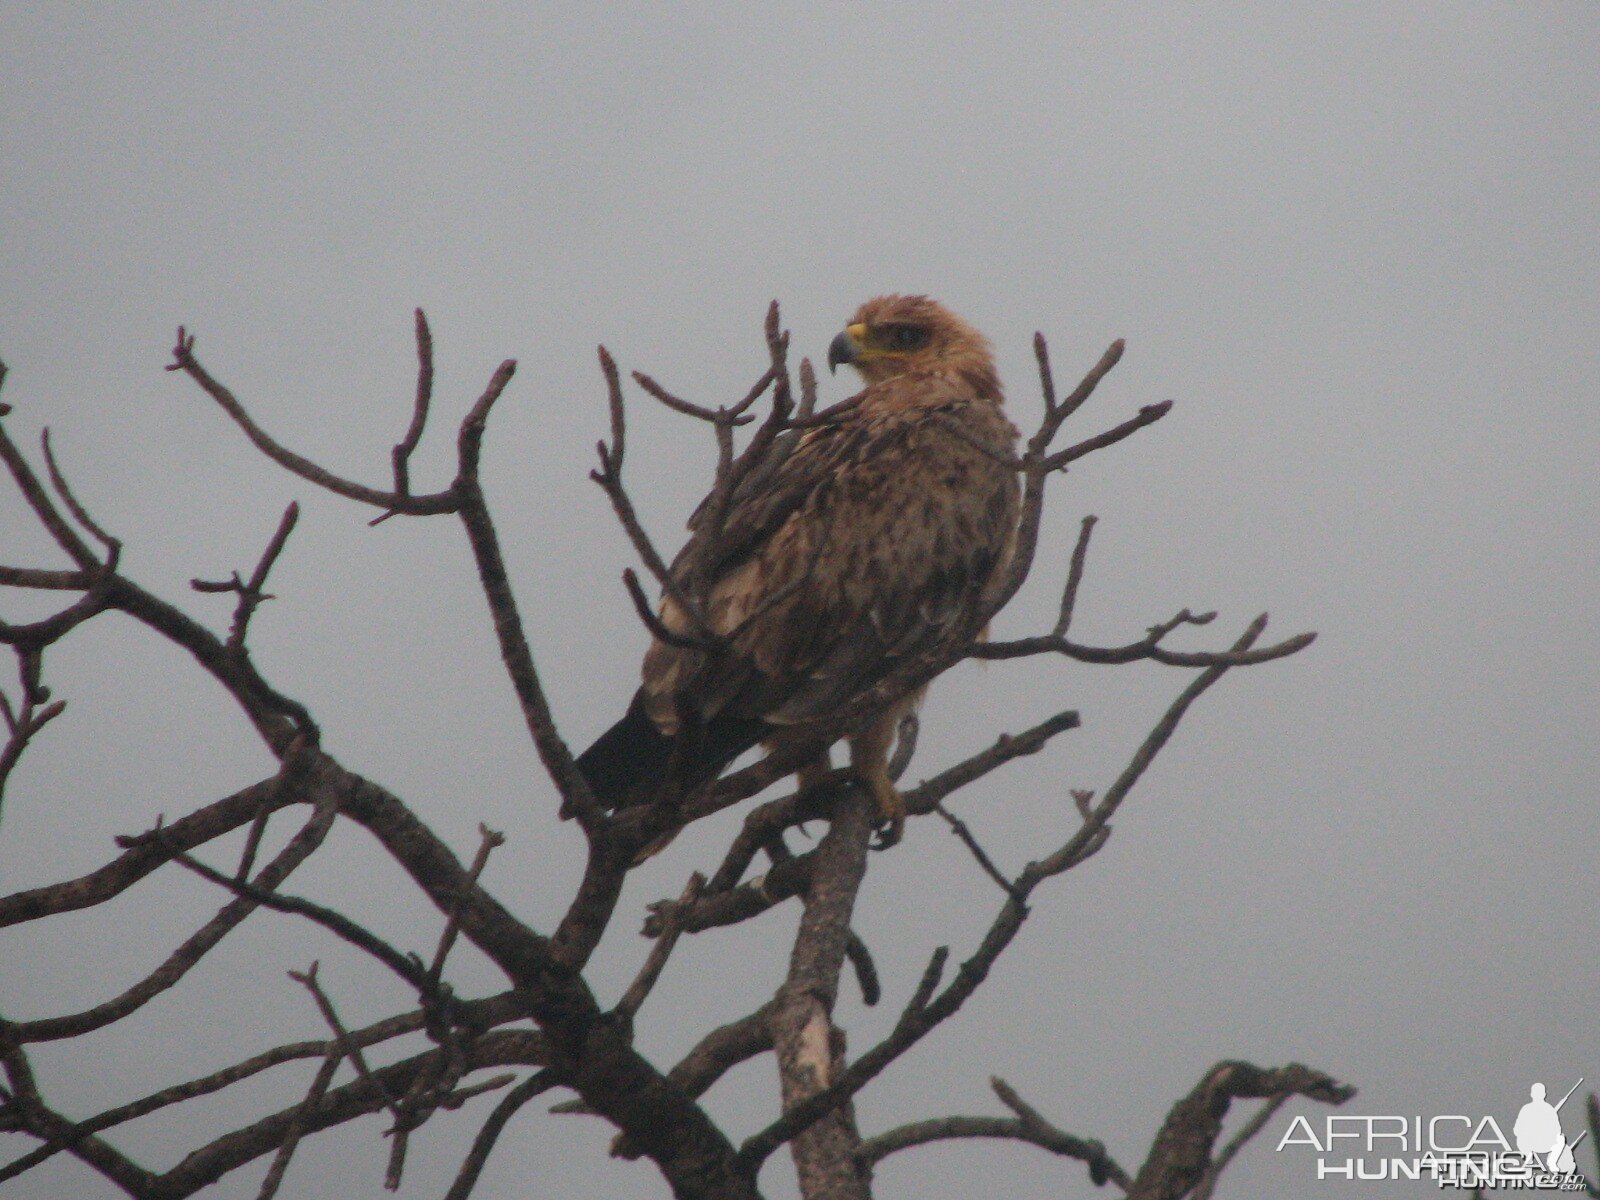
[1126,1061,1354,1200]
[858,1075,1131,1191]
[737,617,1275,1173]
[0,309,1323,1200]
[386,307,435,502]
[166,326,460,516]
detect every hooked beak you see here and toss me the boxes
[827,323,866,374]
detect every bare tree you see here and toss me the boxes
[1,306,1361,1200]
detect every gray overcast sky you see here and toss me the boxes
[2,4,1596,1198]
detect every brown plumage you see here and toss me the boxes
[577,296,1020,847]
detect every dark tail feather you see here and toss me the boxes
[575,690,768,811]
[577,692,672,809]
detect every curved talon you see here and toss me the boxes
[851,707,911,851]
[871,814,903,851]
[862,768,906,851]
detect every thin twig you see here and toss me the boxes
[900,709,1081,816]
[934,803,1019,899]
[991,1075,1133,1189]
[903,947,949,1020]
[442,1071,557,1200]
[1028,615,1272,880]
[451,359,518,480]
[164,840,434,995]
[288,963,400,1122]
[1040,336,1125,444]
[0,691,65,816]
[3,774,292,929]
[1190,1092,1291,1200]
[0,418,98,569]
[1054,515,1096,636]
[256,1052,341,1200]
[0,546,120,650]
[0,993,534,1186]
[974,594,1315,668]
[428,824,505,987]
[622,568,709,650]
[233,793,277,883]
[389,308,434,498]
[1042,400,1173,472]
[150,1030,544,1198]
[452,363,605,834]
[218,502,300,650]
[643,851,815,937]
[0,1016,161,1195]
[614,873,704,1030]
[632,370,754,426]
[591,442,718,648]
[858,1111,1127,1188]
[729,365,777,418]
[168,327,459,516]
[1033,331,1058,415]
[12,799,339,1044]
[40,429,118,551]
[597,344,626,466]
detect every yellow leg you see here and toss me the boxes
[850,713,905,849]
[865,767,905,849]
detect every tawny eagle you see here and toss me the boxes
[577,296,1020,846]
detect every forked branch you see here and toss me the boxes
[0,308,1323,1200]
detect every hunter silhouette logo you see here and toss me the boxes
[1514,1080,1584,1175]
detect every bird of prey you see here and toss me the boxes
[577,295,1020,847]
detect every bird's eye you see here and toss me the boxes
[891,325,929,350]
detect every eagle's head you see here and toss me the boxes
[827,295,1000,398]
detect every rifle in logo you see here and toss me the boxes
[1514,1079,1586,1175]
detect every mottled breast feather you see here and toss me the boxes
[641,362,1020,737]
